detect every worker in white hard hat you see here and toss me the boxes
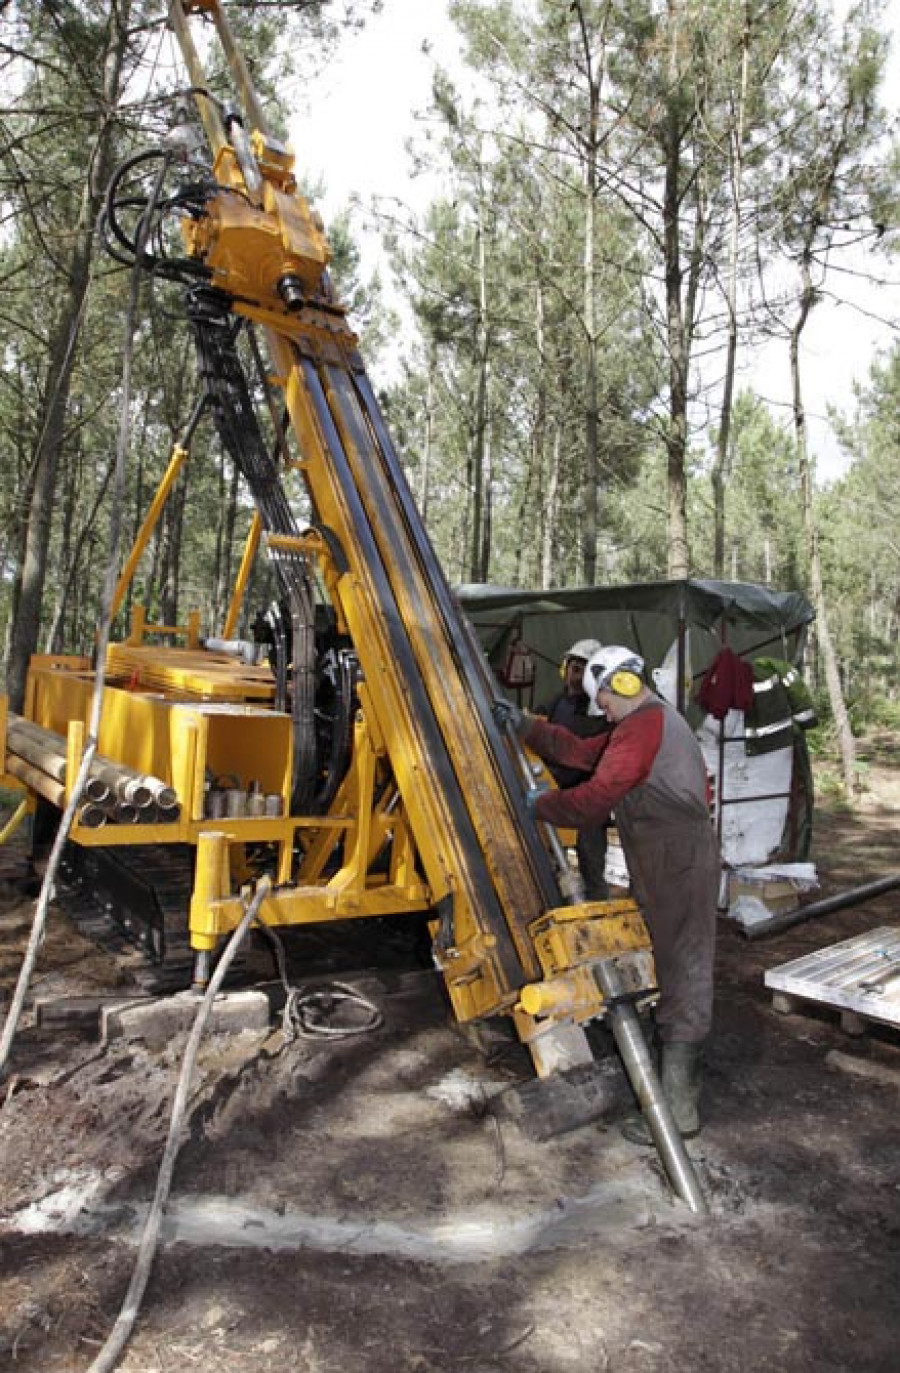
[535,638,610,900]
[493,643,719,1143]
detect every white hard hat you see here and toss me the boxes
[585,645,645,714]
[563,637,602,664]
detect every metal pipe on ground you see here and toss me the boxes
[743,874,900,941]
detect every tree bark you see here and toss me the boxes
[469,195,492,582]
[542,428,561,590]
[712,6,750,576]
[790,254,856,798]
[5,6,132,708]
[6,236,93,707]
[662,1,691,579]
[420,354,435,524]
[573,0,606,585]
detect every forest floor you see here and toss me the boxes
[0,734,899,1372]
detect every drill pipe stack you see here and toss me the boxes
[4,713,180,829]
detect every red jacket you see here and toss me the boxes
[523,697,710,836]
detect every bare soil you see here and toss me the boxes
[0,737,899,1373]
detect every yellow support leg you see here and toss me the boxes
[0,798,30,846]
[190,830,232,953]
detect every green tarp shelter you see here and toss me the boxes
[459,577,817,862]
[458,578,815,720]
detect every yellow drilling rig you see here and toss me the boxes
[1,4,706,1199]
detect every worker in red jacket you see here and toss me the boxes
[494,644,720,1142]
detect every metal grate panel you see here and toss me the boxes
[765,925,900,1029]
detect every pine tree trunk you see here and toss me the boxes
[662,4,690,580]
[791,257,856,798]
[712,9,750,576]
[582,150,599,585]
[5,7,132,708]
[521,276,547,588]
[6,238,93,708]
[45,461,115,653]
[469,200,491,582]
[573,0,605,587]
[420,357,435,523]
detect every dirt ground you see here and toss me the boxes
[0,737,899,1373]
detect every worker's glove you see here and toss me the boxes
[525,781,551,814]
[492,698,526,733]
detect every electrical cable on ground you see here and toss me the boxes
[85,877,270,1373]
[255,920,384,1041]
[282,981,384,1040]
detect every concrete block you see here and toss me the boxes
[102,988,271,1044]
[35,994,150,1032]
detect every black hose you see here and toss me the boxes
[742,874,900,941]
[187,300,320,812]
[100,148,213,285]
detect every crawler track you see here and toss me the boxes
[58,842,201,993]
[55,840,434,997]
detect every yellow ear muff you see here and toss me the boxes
[559,657,568,680]
[609,669,641,698]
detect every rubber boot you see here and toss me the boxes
[620,1040,703,1146]
[660,1041,702,1138]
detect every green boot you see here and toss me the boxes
[620,1041,703,1146]
[660,1041,702,1138]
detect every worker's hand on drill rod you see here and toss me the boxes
[492,698,526,732]
[525,782,551,814]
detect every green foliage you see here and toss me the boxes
[821,340,900,715]
[0,1,379,680]
[690,392,805,584]
[384,3,661,585]
[1,0,899,742]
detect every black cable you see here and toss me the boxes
[254,919,384,1041]
[186,296,320,811]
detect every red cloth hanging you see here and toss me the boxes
[696,646,755,720]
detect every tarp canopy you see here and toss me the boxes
[458,577,815,717]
